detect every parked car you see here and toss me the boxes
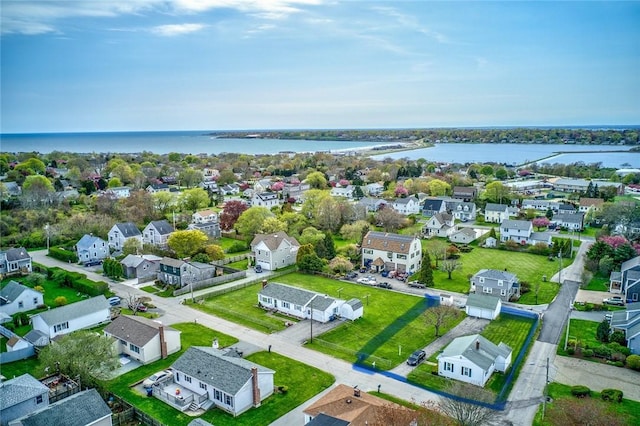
[135,303,148,312]
[406,349,426,366]
[345,271,358,280]
[408,281,426,289]
[381,270,389,277]
[357,276,376,285]
[603,296,625,306]
[254,264,263,273]
[84,260,103,267]
[108,296,121,306]
[143,370,172,387]
[377,282,392,289]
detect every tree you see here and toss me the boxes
[261,216,287,234]
[375,206,406,232]
[418,251,434,286]
[317,232,336,260]
[234,206,272,241]
[103,258,124,279]
[153,191,176,214]
[427,240,449,267]
[428,179,451,196]
[545,397,630,426]
[596,320,611,343]
[328,256,353,274]
[438,382,499,426]
[340,220,370,242]
[38,330,120,387]
[494,167,508,180]
[440,259,461,279]
[545,208,554,220]
[167,229,208,258]
[179,188,210,212]
[305,171,328,189]
[219,200,248,231]
[21,175,54,207]
[482,181,511,204]
[122,237,143,256]
[423,304,461,337]
[14,157,46,175]
[532,217,550,230]
[205,244,225,261]
[315,196,343,232]
[298,253,324,272]
[179,167,203,188]
[191,252,211,263]
[108,177,123,188]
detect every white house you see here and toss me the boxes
[142,220,174,248]
[449,227,477,244]
[361,231,422,274]
[192,209,218,224]
[251,192,282,209]
[0,281,43,316]
[423,212,456,238]
[392,196,421,215]
[484,203,510,223]
[330,185,356,199]
[578,198,604,213]
[437,334,512,387]
[31,296,111,340]
[146,183,170,193]
[104,315,181,364]
[470,269,520,302]
[500,219,552,246]
[105,186,131,199]
[250,231,300,271]
[0,374,50,426]
[168,346,275,416]
[258,282,363,322]
[75,234,109,265]
[465,293,501,320]
[189,209,221,238]
[364,182,384,196]
[107,222,142,251]
[0,247,33,276]
[6,336,31,352]
[446,200,477,222]
[552,212,585,231]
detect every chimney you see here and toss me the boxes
[159,325,168,359]
[262,279,268,289]
[475,340,480,351]
[251,367,261,407]
[353,386,361,397]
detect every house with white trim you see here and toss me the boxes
[0,374,49,426]
[422,198,447,217]
[423,212,456,238]
[31,296,111,340]
[120,254,162,280]
[188,210,221,238]
[251,192,282,209]
[470,269,520,302]
[142,220,174,248]
[500,219,552,246]
[484,203,510,223]
[552,212,585,231]
[609,256,640,302]
[250,232,300,271]
[360,231,422,274]
[104,315,181,364]
[108,222,142,251]
[0,281,43,316]
[364,182,384,196]
[0,247,32,276]
[449,227,478,244]
[330,185,356,199]
[609,303,640,354]
[445,200,477,222]
[392,196,421,215]
[437,334,512,387]
[75,234,109,265]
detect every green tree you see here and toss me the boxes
[205,244,225,261]
[296,244,315,263]
[179,167,204,188]
[305,171,328,189]
[191,252,211,263]
[428,179,451,196]
[179,188,210,212]
[122,238,143,256]
[107,177,123,188]
[482,181,511,204]
[494,167,508,180]
[21,175,54,206]
[418,251,434,287]
[167,229,208,258]
[14,157,46,175]
[39,330,120,387]
[298,253,324,273]
[596,320,610,343]
[261,216,287,234]
[235,206,272,241]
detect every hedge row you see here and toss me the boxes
[48,247,78,263]
[48,267,108,296]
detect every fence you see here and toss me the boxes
[172,271,246,296]
[0,324,36,364]
[212,253,248,266]
[108,394,165,426]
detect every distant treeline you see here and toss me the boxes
[210,128,639,145]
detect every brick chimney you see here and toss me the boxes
[475,340,480,351]
[159,325,168,359]
[251,367,261,407]
[262,279,268,289]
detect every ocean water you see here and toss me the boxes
[0,131,389,155]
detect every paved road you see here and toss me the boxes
[538,280,580,345]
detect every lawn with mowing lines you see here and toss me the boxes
[419,241,571,304]
[557,318,600,357]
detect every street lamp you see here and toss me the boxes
[44,223,50,252]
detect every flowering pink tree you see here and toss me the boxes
[339,179,350,187]
[271,181,284,191]
[395,185,409,197]
[600,235,629,249]
[532,217,550,230]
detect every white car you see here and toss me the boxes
[357,276,376,285]
[142,370,172,387]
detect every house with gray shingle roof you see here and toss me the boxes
[107,222,142,251]
[609,255,640,302]
[0,247,32,276]
[361,231,422,274]
[251,231,300,271]
[484,203,510,223]
[423,212,455,238]
[103,315,181,364]
[609,303,640,355]
[75,234,109,265]
[0,374,49,426]
[0,281,43,316]
[142,220,174,248]
[422,198,447,217]
[258,282,363,322]
[392,196,421,215]
[470,269,520,302]
[31,296,111,340]
[9,388,111,426]
[120,254,161,280]
[449,227,478,244]
[552,212,585,231]
[500,219,552,246]
[465,293,501,320]
[445,200,477,222]
[437,334,512,387]
[167,346,275,416]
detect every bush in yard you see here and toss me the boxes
[611,352,627,363]
[570,385,591,398]
[519,281,531,295]
[54,296,68,306]
[601,389,623,402]
[48,246,78,263]
[582,349,594,358]
[504,240,520,251]
[610,331,627,345]
[567,347,575,355]
[34,285,45,293]
[607,342,631,356]
[13,313,29,327]
[593,345,612,359]
[227,241,247,253]
[596,320,610,342]
[626,354,640,370]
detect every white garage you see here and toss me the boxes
[465,293,501,320]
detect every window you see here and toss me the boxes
[397,254,406,260]
[281,301,290,309]
[462,366,472,377]
[479,277,484,283]
[33,297,38,305]
[225,394,233,407]
[185,376,192,383]
[120,339,127,345]
[200,383,207,390]
[501,289,506,296]
[215,389,222,401]
[483,287,493,294]
[363,249,373,255]
[54,322,69,333]
[18,301,24,308]
[387,251,393,259]
[36,395,43,404]
[444,362,454,372]
[129,343,140,354]
[261,296,272,304]
[497,280,503,286]
[295,305,302,311]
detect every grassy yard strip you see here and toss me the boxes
[533,382,639,425]
[585,273,610,292]
[226,259,248,270]
[277,273,463,369]
[557,319,600,357]
[420,241,570,304]
[192,282,293,333]
[140,285,159,294]
[1,276,85,308]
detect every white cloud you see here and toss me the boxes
[371,5,449,44]
[151,23,206,36]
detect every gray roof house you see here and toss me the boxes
[165,346,275,416]
[500,219,552,246]
[142,220,174,248]
[75,234,109,265]
[552,212,585,231]
[465,293,501,320]
[8,388,111,426]
[0,281,43,316]
[251,231,300,271]
[31,296,111,339]
[484,203,509,224]
[609,255,640,302]
[422,198,447,217]
[0,374,49,426]
[470,269,520,302]
[104,315,181,364]
[449,227,478,244]
[437,334,512,387]
[120,254,162,280]
[107,222,142,250]
[0,247,33,276]
[609,303,640,355]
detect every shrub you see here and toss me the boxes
[48,246,78,263]
[610,331,627,345]
[601,389,623,403]
[570,385,591,398]
[583,349,594,358]
[611,352,627,363]
[520,281,531,295]
[227,241,247,253]
[54,296,68,306]
[13,313,29,327]
[607,342,631,356]
[34,285,45,293]
[593,345,612,359]
[567,347,575,355]
[626,354,640,371]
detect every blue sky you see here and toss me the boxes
[1,1,639,133]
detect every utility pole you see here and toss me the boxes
[542,356,549,419]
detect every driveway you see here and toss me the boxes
[538,280,580,344]
[575,288,619,305]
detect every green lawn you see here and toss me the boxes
[217,237,249,252]
[226,259,248,270]
[193,283,297,333]
[420,241,570,304]
[585,273,610,292]
[533,383,639,426]
[557,319,600,357]
[1,276,85,309]
[277,273,464,370]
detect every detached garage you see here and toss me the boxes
[465,293,501,320]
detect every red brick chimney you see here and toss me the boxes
[251,367,261,407]
[262,279,268,289]
[159,325,168,359]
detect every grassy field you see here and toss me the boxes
[193,283,298,333]
[419,240,569,304]
[557,318,600,357]
[585,273,610,292]
[533,382,639,425]
[226,259,248,270]
[277,273,463,369]
[1,276,86,309]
